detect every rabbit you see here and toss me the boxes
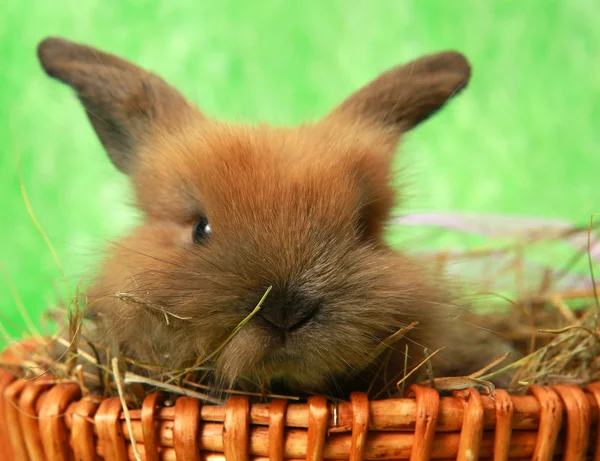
[37,37,517,399]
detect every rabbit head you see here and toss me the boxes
[38,37,479,393]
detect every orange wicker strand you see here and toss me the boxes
[492,389,514,461]
[349,393,370,461]
[0,372,17,461]
[18,379,52,461]
[305,396,329,461]
[38,383,81,461]
[454,388,484,461]
[406,385,439,461]
[554,385,591,461]
[585,382,600,461]
[141,393,164,461]
[95,397,129,461]
[70,397,100,461]
[268,399,288,461]
[4,379,29,461]
[529,386,564,461]
[224,396,251,461]
[173,396,202,461]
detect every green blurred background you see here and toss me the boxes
[1,0,598,340]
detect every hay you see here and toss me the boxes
[2,217,599,404]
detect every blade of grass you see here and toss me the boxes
[18,150,72,302]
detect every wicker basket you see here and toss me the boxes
[1,364,599,461]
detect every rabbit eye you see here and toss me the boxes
[192,216,211,244]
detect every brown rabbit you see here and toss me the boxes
[38,37,516,398]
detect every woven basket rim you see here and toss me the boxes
[1,366,599,460]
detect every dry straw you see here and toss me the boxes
[1,190,600,458]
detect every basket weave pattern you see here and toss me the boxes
[1,368,598,461]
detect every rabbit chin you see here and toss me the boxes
[214,323,352,393]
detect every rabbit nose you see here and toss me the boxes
[256,288,321,332]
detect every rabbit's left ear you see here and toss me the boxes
[326,51,471,139]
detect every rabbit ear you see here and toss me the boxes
[37,37,201,174]
[327,51,471,138]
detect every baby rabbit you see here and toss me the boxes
[38,37,515,398]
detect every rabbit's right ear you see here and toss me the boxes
[37,37,202,174]
[326,51,471,143]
